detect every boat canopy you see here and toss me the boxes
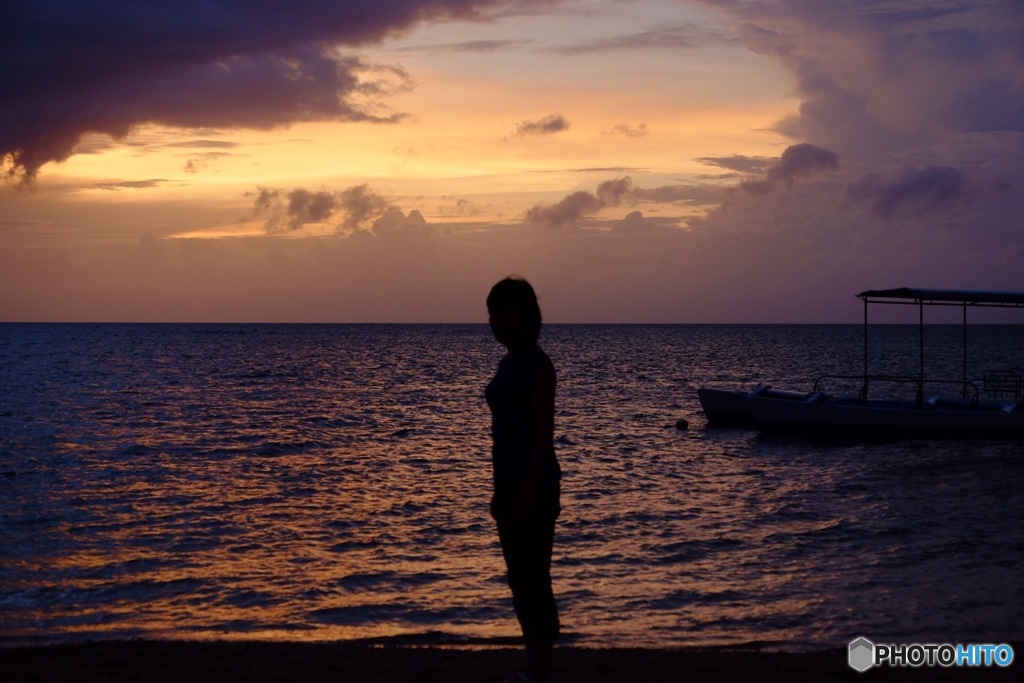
[858,288,1024,308]
[853,287,1024,402]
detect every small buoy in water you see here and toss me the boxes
[675,418,689,431]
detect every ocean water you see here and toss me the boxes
[1,323,1022,649]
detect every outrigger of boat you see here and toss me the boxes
[698,287,1024,437]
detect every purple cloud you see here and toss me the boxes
[847,165,971,218]
[0,0,512,183]
[693,0,1024,160]
[766,143,839,186]
[525,176,727,228]
[728,143,839,196]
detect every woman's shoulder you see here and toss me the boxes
[529,345,556,378]
[503,344,554,374]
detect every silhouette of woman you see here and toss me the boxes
[485,277,561,683]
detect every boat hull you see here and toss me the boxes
[699,386,816,426]
[748,393,1024,438]
[697,387,756,425]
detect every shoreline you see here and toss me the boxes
[2,640,1020,682]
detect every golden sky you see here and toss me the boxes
[2,0,1022,322]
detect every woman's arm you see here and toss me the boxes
[516,361,556,519]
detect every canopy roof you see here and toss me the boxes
[858,287,1024,307]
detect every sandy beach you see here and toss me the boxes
[2,640,1020,682]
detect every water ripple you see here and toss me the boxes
[1,323,1022,648]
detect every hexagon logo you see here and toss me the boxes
[849,637,875,672]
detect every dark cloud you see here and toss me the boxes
[337,184,394,232]
[0,0,514,183]
[514,114,570,137]
[287,189,338,230]
[250,183,393,234]
[736,179,776,197]
[524,190,601,228]
[766,143,839,186]
[847,165,972,218]
[730,143,839,196]
[526,176,726,228]
[595,177,634,206]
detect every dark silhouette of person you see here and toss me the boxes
[485,277,561,683]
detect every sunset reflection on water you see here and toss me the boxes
[2,323,1022,648]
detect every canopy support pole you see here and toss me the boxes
[862,296,869,400]
[917,302,925,404]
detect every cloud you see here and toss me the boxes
[686,0,1022,299]
[0,0,515,183]
[732,143,839,196]
[395,39,532,54]
[437,196,487,217]
[551,23,727,54]
[91,179,169,191]
[699,145,839,198]
[371,207,433,241]
[336,184,395,233]
[697,154,773,176]
[608,123,649,138]
[524,190,601,228]
[4,1,1023,324]
[766,143,840,186]
[594,177,634,206]
[847,165,972,218]
[287,189,339,230]
[164,140,239,150]
[250,184,393,234]
[183,152,233,174]
[538,166,647,174]
[695,0,1024,160]
[632,183,726,206]
[525,175,726,228]
[513,114,570,137]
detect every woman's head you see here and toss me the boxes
[487,277,542,347]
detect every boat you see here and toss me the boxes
[698,385,814,425]
[698,287,1024,437]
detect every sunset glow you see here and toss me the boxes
[3,0,1022,322]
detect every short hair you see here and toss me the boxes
[487,276,543,342]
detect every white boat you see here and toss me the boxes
[699,288,1024,437]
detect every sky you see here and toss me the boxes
[2,0,1023,323]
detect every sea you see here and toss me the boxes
[1,323,1022,650]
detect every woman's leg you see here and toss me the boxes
[496,513,559,680]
